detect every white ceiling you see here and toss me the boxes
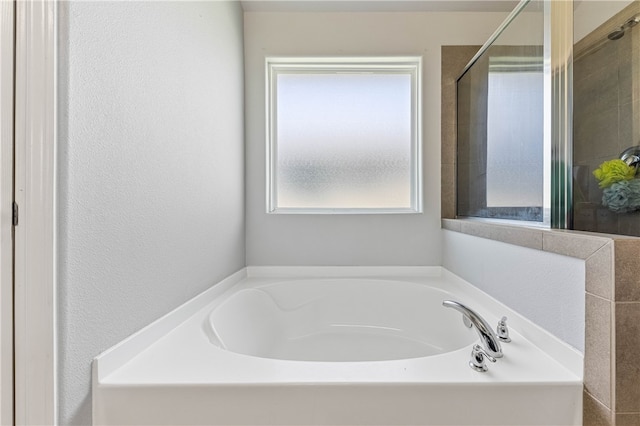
[240,0,521,13]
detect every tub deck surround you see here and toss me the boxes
[93,267,582,425]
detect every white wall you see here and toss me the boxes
[442,230,585,352]
[56,2,245,424]
[244,11,509,266]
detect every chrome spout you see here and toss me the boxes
[443,300,503,358]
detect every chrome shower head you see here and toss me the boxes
[608,28,625,40]
[607,15,640,41]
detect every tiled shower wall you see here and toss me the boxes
[440,46,480,221]
[573,1,640,236]
[455,49,488,218]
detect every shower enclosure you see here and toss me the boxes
[457,0,640,237]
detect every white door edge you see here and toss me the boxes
[14,1,57,424]
[0,1,15,424]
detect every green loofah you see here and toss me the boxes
[593,159,636,189]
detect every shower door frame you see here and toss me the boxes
[546,0,573,229]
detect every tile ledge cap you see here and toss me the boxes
[441,218,637,259]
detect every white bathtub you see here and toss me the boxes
[93,267,583,425]
[208,278,479,362]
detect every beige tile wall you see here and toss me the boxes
[442,45,640,425]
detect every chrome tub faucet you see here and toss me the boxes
[442,300,504,362]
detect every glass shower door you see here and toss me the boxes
[573,0,640,235]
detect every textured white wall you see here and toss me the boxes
[56,2,245,424]
[442,230,585,352]
[244,11,510,266]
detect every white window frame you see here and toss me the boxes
[265,57,422,214]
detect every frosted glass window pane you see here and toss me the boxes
[274,72,413,210]
[486,67,544,207]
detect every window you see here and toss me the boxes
[266,57,422,213]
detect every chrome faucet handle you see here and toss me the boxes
[470,344,496,372]
[497,316,511,343]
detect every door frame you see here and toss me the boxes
[13,0,57,424]
[0,1,15,424]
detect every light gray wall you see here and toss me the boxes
[244,11,510,266]
[442,230,585,352]
[56,2,245,424]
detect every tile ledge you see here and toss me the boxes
[442,218,639,260]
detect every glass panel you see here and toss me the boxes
[486,55,544,208]
[274,72,414,210]
[572,0,640,236]
[456,0,545,222]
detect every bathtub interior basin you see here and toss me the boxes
[207,279,477,362]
